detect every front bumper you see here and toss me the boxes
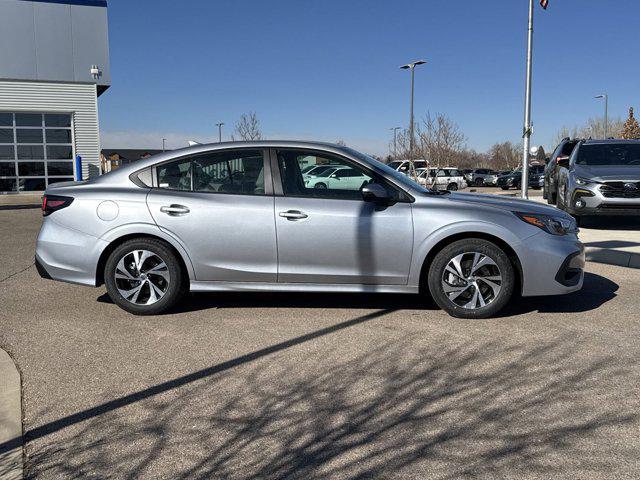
[567,184,640,216]
[519,233,584,297]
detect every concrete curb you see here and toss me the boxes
[586,247,640,270]
[0,348,23,480]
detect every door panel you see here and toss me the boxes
[275,197,413,284]
[148,190,277,282]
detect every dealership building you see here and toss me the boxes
[0,0,110,194]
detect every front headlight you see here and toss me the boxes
[575,177,594,186]
[515,212,577,236]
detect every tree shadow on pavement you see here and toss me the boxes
[23,334,638,479]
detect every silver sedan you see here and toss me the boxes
[35,141,584,318]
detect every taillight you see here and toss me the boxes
[42,195,74,216]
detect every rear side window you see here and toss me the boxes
[561,141,578,156]
[156,150,265,195]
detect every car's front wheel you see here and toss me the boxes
[104,238,185,315]
[447,183,458,191]
[427,239,515,319]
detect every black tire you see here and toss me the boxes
[427,239,515,319]
[447,183,458,191]
[104,238,185,315]
[500,186,510,191]
[314,183,327,189]
[475,178,484,186]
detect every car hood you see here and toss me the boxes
[445,192,568,216]
[574,164,640,181]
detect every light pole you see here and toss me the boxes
[389,126,401,158]
[520,0,535,199]
[400,60,426,178]
[595,94,608,138]
[162,138,166,152]
[215,122,224,142]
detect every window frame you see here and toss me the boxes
[269,147,412,203]
[149,147,272,196]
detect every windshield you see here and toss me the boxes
[577,143,640,166]
[387,161,403,170]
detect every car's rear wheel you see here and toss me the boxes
[475,178,484,186]
[427,239,515,319]
[314,183,327,189]
[447,183,458,191]
[104,238,185,315]
[500,186,510,190]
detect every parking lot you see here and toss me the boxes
[1,207,640,479]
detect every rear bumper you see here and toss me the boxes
[35,217,107,286]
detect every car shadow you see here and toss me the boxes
[97,272,617,317]
[580,216,640,231]
[498,272,618,317]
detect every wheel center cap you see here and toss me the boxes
[139,273,147,281]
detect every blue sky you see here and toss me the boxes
[100,0,640,156]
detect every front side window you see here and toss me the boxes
[277,149,388,200]
[156,150,265,195]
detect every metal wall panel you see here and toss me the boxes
[0,1,37,80]
[0,81,101,180]
[34,3,75,82]
[0,0,110,90]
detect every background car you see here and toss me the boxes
[301,164,339,179]
[386,159,428,173]
[497,165,544,190]
[305,166,371,190]
[555,139,640,219]
[544,138,579,204]
[466,168,499,186]
[418,167,467,191]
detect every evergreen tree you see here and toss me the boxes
[622,107,640,139]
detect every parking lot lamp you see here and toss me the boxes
[215,122,224,142]
[400,60,426,178]
[595,94,608,138]
[390,126,401,158]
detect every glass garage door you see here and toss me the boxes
[0,112,75,193]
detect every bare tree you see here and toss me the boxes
[232,112,263,141]
[554,116,624,144]
[486,141,522,171]
[391,112,467,169]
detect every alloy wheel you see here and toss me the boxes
[441,252,502,310]
[114,250,170,305]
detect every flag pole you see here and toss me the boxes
[521,0,534,199]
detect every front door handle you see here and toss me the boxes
[160,204,190,216]
[279,210,308,220]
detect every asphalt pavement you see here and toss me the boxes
[1,208,640,479]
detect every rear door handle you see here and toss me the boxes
[160,204,190,216]
[279,210,308,220]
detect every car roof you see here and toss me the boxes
[582,139,640,145]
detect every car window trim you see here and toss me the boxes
[268,147,413,203]
[145,147,273,196]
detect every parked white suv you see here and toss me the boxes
[417,168,467,191]
[387,159,428,173]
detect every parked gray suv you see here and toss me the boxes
[36,141,584,319]
[556,139,640,218]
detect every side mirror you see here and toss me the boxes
[330,174,338,179]
[556,156,570,168]
[362,183,391,203]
